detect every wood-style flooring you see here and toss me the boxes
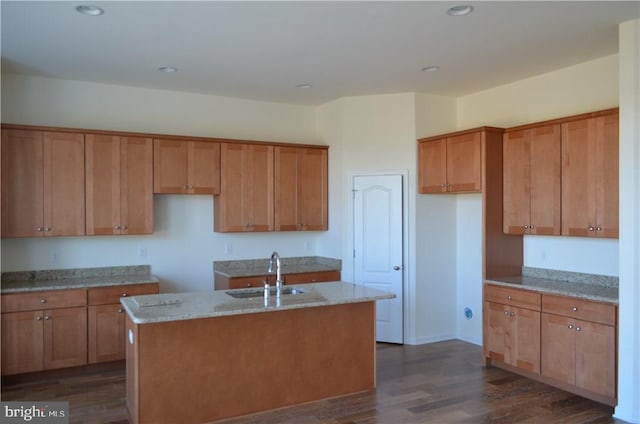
[0,340,623,424]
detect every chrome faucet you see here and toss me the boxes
[268,251,283,297]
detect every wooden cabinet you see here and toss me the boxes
[214,143,274,232]
[503,124,561,235]
[1,289,87,375]
[153,139,220,194]
[561,111,619,238]
[274,146,328,231]
[86,134,154,235]
[1,129,85,237]
[88,283,159,363]
[541,294,616,402]
[418,130,482,193]
[214,270,341,290]
[483,284,541,373]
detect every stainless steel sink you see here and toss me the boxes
[225,287,305,299]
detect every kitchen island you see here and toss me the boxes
[120,282,394,424]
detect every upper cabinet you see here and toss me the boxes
[274,147,328,231]
[418,130,482,193]
[153,139,220,195]
[214,143,274,232]
[561,111,619,238]
[503,124,561,235]
[1,129,85,237]
[85,134,154,235]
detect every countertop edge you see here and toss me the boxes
[485,279,618,304]
[1,276,160,294]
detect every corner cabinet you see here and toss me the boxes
[153,139,220,194]
[214,143,274,232]
[274,146,328,231]
[503,124,561,235]
[1,129,85,237]
[85,134,154,235]
[561,110,619,238]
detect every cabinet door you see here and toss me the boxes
[541,313,576,385]
[1,311,44,375]
[1,129,44,237]
[594,114,618,238]
[575,320,616,398]
[120,137,153,235]
[446,132,481,192]
[43,132,85,236]
[529,125,561,235]
[503,130,530,234]
[153,139,188,194]
[188,141,220,194]
[274,146,299,231]
[299,148,328,231]
[511,306,540,373]
[418,139,447,193]
[43,306,87,370]
[484,302,509,364]
[247,144,274,232]
[88,304,126,363]
[86,134,121,235]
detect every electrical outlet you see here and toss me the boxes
[139,247,147,259]
[224,243,233,254]
[51,249,60,263]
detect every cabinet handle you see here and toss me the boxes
[36,316,42,321]
[576,326,581,331]
[596,226,602,231]
[44,315,51,320]
[571,306,578,312]
[507,295,512,300]
[36,227,44,232]
[117,308,124,313]
[530,225,535,230]
[121,293,127,297]
[568,324,574,329]
[524,225,529,229]
[40,298,46,304]
[504,310,509,315]
[44,227,51,232]
[588,226,595,231]
[247,283,252,287]
[509,312,515,317]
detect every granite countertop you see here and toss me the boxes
[214,256,341,278]
[485,267,618,304]
[120,281,394,324]
[1,266,159,294]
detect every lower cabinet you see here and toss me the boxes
[483,283,618,406]
[1,289,87,375]
[87,283,159,363]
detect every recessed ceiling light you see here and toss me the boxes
[157,66,178,73]
[75,5,104,16]
[446,5,474,16]
[296,83,312,89]
[421,66,440,72]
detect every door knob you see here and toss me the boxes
[393,266,401,271]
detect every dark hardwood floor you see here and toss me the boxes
[1,340,623,424]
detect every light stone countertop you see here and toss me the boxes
[214,256,341,278]
[485,275,618,304]
[120,281,394,324]
[1,265,158,294]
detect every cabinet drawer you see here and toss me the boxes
[1,289,87,313]
[225,276,276,290]
[285,271,341,284]
[484,284,541,311]
[542,294,616,326]
[88,283,159,305]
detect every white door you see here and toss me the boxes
[353,174,404,343]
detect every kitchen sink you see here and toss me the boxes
[225,287,305,299]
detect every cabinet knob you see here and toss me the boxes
[509,312,515,317]
[44,227,51,232]
[183,185,189,189]
[188,185,193,189]
[524,225,529,229]
[571,306,578,312]
[568,324,574,329]
[507,295,512,300]
[122,225,127,230]
[114,225,121,230]
[247,283,252,287]
[588,226,595,231]
[596,226,602,231]
[530,225,535,230]
[36,227,44,232]
[504,310,509,315]
[40,298,46,304]
[36,316,42,321]
[576,326,581,331]
[121,293,127,297]
[118,308,124,313]
[44,315,51,320]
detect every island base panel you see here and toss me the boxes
[127,301,376,423]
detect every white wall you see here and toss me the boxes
[615,18,640,424]
[0,74,323,292]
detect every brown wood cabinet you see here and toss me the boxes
[85,135,154,235]
[1,289,87,375]
[483,284,541,373]
[153,139,220,194]
[214,143,274,232]
[87,283,159,363]
[503,124,561,235]
[541,294,616,402]
[418,131,482,193]
[561,111,619,238]
[1,129,85,237]
[274,146,328,231]
[214,270,341,290]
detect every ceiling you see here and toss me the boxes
[1,1,638,106]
